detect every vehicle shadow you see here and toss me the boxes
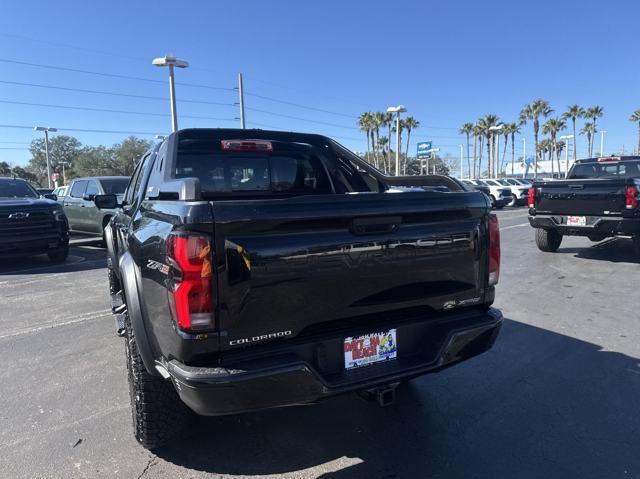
[154,318,640,478]
[559,237,639,264]
[0,246,106,276]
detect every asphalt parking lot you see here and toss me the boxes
[1,208,638,479]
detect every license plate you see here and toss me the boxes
[344,329,397,370]
[567,216,587,226]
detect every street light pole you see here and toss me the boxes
[152,55,189,132]
[560,134,574,178]
[34,126,58,188]
[600,130,607,157]
[386,105,406,176]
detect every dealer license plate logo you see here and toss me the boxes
[344,329,397,370]
[567,216,587,226]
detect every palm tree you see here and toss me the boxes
[585,106,604,156]
[473,123,483,178]
[500,124,513,174]
[402,117,419,174]
[459,123,474,178]
[520,99,553,178]
[562,105,584,163]
[377,136,389,162]
[478,114,499,176]
[358,112,374,164]
[372,112,385,170]
[382,112,394,172]
[580,122,596,158]
[629,110,640,155]
[542,117,567,177]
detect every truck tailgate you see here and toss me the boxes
[211,191,490,351]
[534,179,629,216]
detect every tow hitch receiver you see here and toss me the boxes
[358,382,399,407]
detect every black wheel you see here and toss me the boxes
[47,246,69,263]
[509,194,518,207]
[535,228,563,252]
[124,311,191,449]
[489,195,496,207]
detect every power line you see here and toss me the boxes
[0,80,235,107]
[245,107,358,130]
[0,99,237,122]
[0,58,235,92]
[244,91,358,119]
[0,123,161,136]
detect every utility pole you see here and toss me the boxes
[152,55,189,132]
[237,73,246,129]
[34,126,57,188]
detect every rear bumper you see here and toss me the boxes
[529,214,640,237]
[167,307,503,416]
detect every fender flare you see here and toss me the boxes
[103,221,118,274]
[119,252,158,376]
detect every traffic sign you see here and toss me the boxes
[417,141,432,159]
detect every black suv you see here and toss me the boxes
[0,177,69,262]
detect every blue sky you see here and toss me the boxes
[1,0,639,166]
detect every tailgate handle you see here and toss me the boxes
[568,184,584,190]
[350,216,401,235]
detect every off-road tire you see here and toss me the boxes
[47,246,69,263]
[535,228,563,252]
[124,314,191,449]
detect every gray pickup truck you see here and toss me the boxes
[62,176,129,237]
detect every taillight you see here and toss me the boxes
[221,139,273,152]
[625,185,639,209]
[488,214,500,286]
[527,187,536,208]
[167,234,214,332]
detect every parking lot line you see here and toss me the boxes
[0,309,110,340]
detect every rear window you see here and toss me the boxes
[100,178,130,195]
[569,161,640,179]
[175,138,332,195]
[0,180,38,199]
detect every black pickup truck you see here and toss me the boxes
[0,177,69,261]
[528,156,640,255]
[96,128,503,448]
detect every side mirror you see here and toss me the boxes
[94,194,118,209]
[83,194,96,202]
[43,193,57,201]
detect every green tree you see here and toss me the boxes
[28,135,82,185]
[358,112,375,165]
[383,112,394,173]
[402,117,419,175]
[473,123,484,178]
[507,123,521,176]
[562,104,584,162]
[10,166,39,184]
[111,137,152,176]
[459,122,474,178]
[585,106,604,156]
[629,110,640,155]
[542,117,566,176]
[580,122,596,157]
[520,99,553,177]
[0,161,11,175]
[372,112,385,171]
[477,114,499,176]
